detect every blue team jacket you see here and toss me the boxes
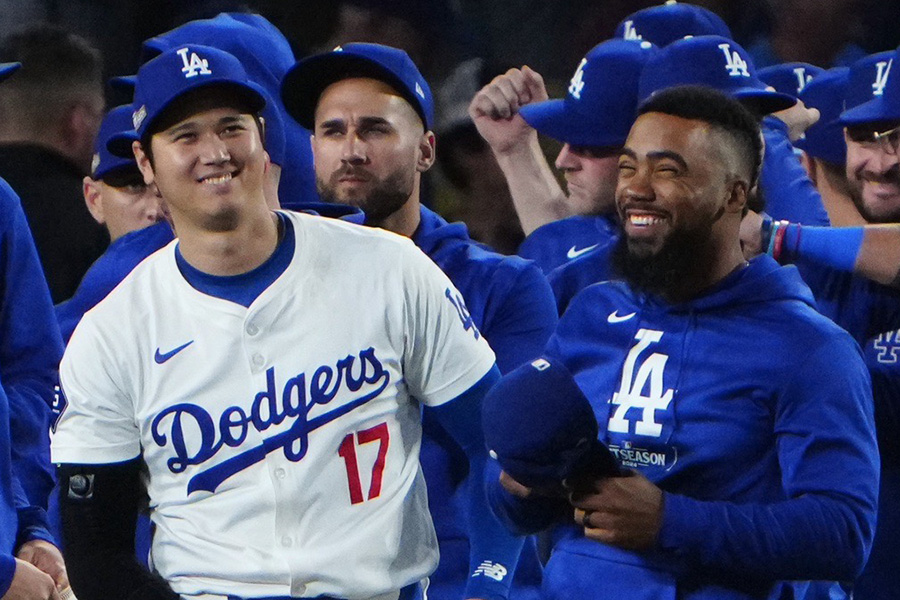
[413,206,557,600]
[491,256,878,599]
[517,214,619,276]
[0,178,60,596]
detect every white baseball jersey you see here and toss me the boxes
[52,211,496,600]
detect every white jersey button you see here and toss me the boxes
[281,536,293,547]
[274,468,286,479]
[252,354,265,367]
[246,323,259,336]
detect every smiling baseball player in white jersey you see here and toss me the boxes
[50,45,500,600]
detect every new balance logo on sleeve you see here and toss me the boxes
[472,561,508,582]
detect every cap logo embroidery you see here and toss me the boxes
[133,105,147,130]
[873,59,892,97]
[718,43,749,78]
[568,58,588,100]
[531,358,550,371]
[177,47,212,79]
[793,67,812,93]
[623,20,642,41]
[415,81,425,99]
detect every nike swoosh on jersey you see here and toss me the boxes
[154,341,194,364]
[567,244,599,259]
[607,311,637,323]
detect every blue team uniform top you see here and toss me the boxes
[0,177,60,596]
[790,259,900,599]
[413,206,557,600]
[489,256,878,599]
[56,222,176,344]
[517,215,619,275]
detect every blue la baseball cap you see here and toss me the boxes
[615,1,732,47]
[758,63,825,97]
[131,44,267,140]
[92,104,139,180]
[482,356,619,490]
[793,67,849,166]
[638,35,797,115]
[281,42,434,131]
[138,14,298,168]
[838,50,898,126]
[519,39,657,148]
[0,62,20,84]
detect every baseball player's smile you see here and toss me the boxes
[622,209,668,239]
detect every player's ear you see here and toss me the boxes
[417,130,436,173]
[133,140,155,186]
[725,177,748,214]
[82,176,105,225]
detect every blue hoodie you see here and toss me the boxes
[413,206,557,600]
[490,256,878,599]
[0,178,59,596]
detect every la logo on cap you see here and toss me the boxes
[718,43,749,78]
[873,59,892,96]
[177,47,212,79]
[623,20,642,41]
[569,58,587,100]
[793,67,813,93]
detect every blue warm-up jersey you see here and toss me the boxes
[56,221,175,344]
[413,206,557,600]
[517,214,619,275]
[0,177,59,596]
[792,260,900,599]
[490,256,878,599]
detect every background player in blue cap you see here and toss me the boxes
[282,41,556,600]
[53,43,505,600]
[487,85,879,599]
[469,40,656,277]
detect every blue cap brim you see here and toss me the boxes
[107,129,139,159]
[731,87,797,114]
[0,63,20,84]
[838,95,900,126]
[520,99,630,147]
[140,78,267,138]
[109,75,136,92]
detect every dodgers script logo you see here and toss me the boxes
[151,347,390,494]
[718,43,750,78]
[569,58,588,100]
[873,329,900,364]
[873,59,893,97]
[177,47,212,78]
[609,329,673,437]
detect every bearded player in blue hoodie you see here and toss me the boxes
[488,85,879,599]
[281,43,558,600]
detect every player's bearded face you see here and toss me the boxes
[613,112,733,299]
[844,126,900,223]
[316,165,415,223]
[312,78,432,224]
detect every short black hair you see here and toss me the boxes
[0,23,103,131]
[638,85,763,190]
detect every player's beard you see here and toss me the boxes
[317,168,414,224]
[848,164,900,223]
[612,211,721,302]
